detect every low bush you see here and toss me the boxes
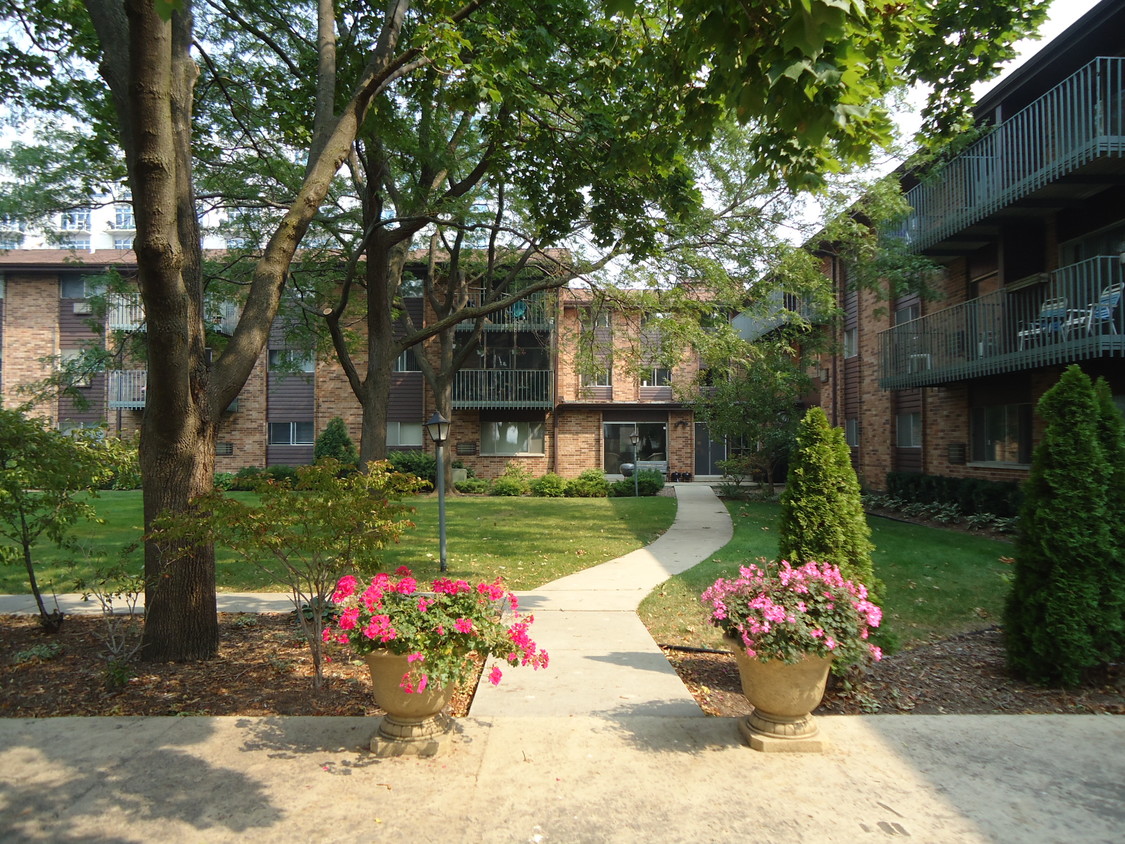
[565,469,609,498]
[530,472,567,497]
[385,450,437,484]
[609,469,665,497]
[490,462,532,496]
[214,472,235,491]
[264,465,299,485]
[230,466,264,491]
[885,471,1022,518]
[454,477,489,494]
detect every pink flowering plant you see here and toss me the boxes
[701,559,883,666]
[323,566,549,693]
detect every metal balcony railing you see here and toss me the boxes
[456,290,552,329]
[880,256,1125,389]
[106,295,145,331]
[897,57,1125,251]
[107,370,147,408]
[452,369,553,408]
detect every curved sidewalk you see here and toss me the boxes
[470,482,733,718]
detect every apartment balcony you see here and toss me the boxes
[107,370,146,408]
[880,256,1125,390]
[456,290,552,330]
[106,295,145,331]
[452,369,553,408]
[897,57,1125,253]
[108,369,239,411]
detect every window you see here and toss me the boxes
[268,349,315,372]
[582,308,610,329]
[845,418,859,447]
[603,421,667,473]
[895,304,920,325]
[971,403,1032,463]
[114,205,135,230]
[481,420,545,455]
[215,442,234,456]
[641,367,671,387]
[60,209,92,231]
[59,350,93,388]
[67,237,91,251]
[581,367,612,387]
[392,348,420,372]
[0,236,20,249]
[268,422,314,445]
[60,277,103,299]
[0,215,26,232]
[896,412,922,448]
[114,237,134,250]
[843,327,858,358]
[387,421,423,448]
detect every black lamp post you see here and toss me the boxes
[629,428,640,498]
[425,411,451,572]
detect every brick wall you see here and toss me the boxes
[2,273,59,419]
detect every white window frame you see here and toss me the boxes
[59,209,92,231]
[113,237,134,250]
[581,366,612,387]
[845,418,859,448]
[895,412,922,448]
[268,349,315,372]
[268,421,314,445]
[392,349,420,372]
[481,420,546,456]
[387,421,423,448]
[114,205,136,230]
[641,367,671,387]
[843,327,858,358]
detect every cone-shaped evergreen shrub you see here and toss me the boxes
[1005,366,1117,685]
[777,406,880,600]
[1094,377,1125,662]
[314,417,359,467]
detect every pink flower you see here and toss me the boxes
[394,576,417,595]
[870,646,883,661]
[332,575,358,602]
[337,606,360,630]
[489,665,503,686]
[395,566,413,576]
[453,618,474,634]
[407,652,424,664]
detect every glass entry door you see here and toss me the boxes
[603,422,667,473]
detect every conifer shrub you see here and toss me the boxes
[1094,377,1125,660]
[1006,366,1120,685]
[777,406,881,601]
[314,417,358,467]
[564,468,609,498]
[530,472,568,497]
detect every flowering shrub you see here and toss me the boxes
[323,567,549,692]
[701,559,883,666]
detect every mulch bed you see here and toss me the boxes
[0,612,478,718]
[661,627,1125,717]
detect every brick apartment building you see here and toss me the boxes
[815,0,1125,492]
[0,251,730,480]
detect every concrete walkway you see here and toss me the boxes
[471,482,732,717]
[3,485,1124,842]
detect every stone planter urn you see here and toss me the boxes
[364,650,456,757]
[728,640,833,753]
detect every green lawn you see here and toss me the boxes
[638,499,1014,652]
[1,490,677,594]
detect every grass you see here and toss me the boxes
[0,490,677,594]
[638,499,1015,653]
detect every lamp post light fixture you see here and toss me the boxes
[629,428,640,498]
[425,411,451,572]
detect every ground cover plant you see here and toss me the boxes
[1,493,677,594]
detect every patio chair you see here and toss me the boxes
[1016,297,1068,349]
[1063,281,1123,336]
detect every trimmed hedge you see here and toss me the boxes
[885,471,1022,518]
